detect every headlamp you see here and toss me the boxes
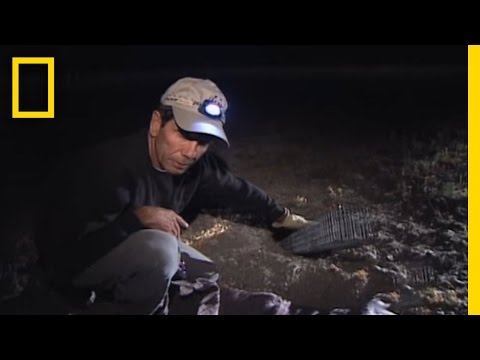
[199,100,224,121]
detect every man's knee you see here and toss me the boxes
[125,230,180,278]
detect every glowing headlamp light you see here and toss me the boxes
[199,100,224,121]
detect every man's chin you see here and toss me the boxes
[167,164,189,175]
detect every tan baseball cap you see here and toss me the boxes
[160,77,229,146]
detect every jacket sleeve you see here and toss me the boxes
[37,152,145,278]
[195,153,285,225]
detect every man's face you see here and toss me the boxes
[149,111,210,175]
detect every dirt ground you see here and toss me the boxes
[180,72,467,315]
[0,70,467,315]
[180,120,467,315]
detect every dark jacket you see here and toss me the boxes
[35,128,284,284]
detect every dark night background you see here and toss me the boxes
[0,45,467,187]
[0,45,468,314]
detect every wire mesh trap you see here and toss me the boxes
[281,205,376,255]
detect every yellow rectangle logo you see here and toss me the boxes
[12,57,55,119]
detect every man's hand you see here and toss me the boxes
[134,206,189,238]
[272,208,312,230]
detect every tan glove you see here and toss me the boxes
[272,208,313,230]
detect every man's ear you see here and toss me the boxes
[149,110,162,137]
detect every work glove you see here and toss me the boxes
[272,208,313,230]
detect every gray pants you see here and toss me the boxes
[73,230,213,315]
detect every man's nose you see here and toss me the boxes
[183,141,201,160]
